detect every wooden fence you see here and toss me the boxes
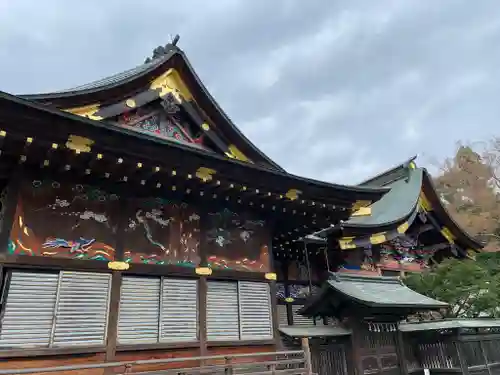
[0,350,313,375]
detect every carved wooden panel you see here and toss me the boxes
[9,178,119,261]
[123,198,200,267]
[205,208,270,272]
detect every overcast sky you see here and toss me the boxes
[1,1,499,184]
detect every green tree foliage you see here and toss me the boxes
[405,256,500,318]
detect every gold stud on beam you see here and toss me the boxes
[172,186,177,191]
[216,180,221,185]
[154,166,161,173]
[19,155,27,163]
[229,184,234,188]
[171,170,177,176]
[43,160,50,167]
[52,143,58,149]
[26,137,33,144]
[123,176,128,182]
[156,182,162,188]
[186,188,191,194]
[117,158,123,164]
[187,174,192,179]
[85,169,91,175]
[0,130,6,137]
[104,172,110,178]
[140,180,146,185]
[137,162,143,169]
[97,153,103,160]
[64,164,71,171]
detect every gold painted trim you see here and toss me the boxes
[225,144,251,163]
[265,272,277,281]
[108,261,130,271]
[408,161,417,169]
[440,227,455,244]
[352,200,372,211]
[125,98,136,108]
[370,232,387,245]
[195,167,216,182]
[195,267,212,276]
[397,222,409,234]
[65,135,94,153]
[284,297,295,303]
[285,189,302,201]
[419,193,433,212]
[63,104,103,121]
[339,237,356,250]
[150,68,193,101]
[351,206,372,217]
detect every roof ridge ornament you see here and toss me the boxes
[144,34,181,64]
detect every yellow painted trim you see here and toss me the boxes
[265,272,277,281]
[65,135,94,153]
[408,161,417,169]
[440,227,455,244]
[285,189,302,201]
[150,68,193,101]
[351,206,372,217]
[352,200,372,211]
[225,144,251,163]
[195,167,216,182]
[108,261,130,271]
[370,232,387,245]
[339,237,356,250]
[64,104,103,121]
[397,222,409,234]
[418,192,433,212]
[195,267,213,276]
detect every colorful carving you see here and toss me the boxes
[9,179,119,260]
[123,198,200,267]
[206,208,270,271]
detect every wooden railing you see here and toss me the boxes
[0,350,313,375]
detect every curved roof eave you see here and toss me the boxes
[177,50,285,172]
[18,49,178,101]
[17,45,285,172]
[0,90,390,203]
[421,169,483,251]
[341,168,423,232]
[358,155,417,187]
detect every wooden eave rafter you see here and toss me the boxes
[0,91,388,253]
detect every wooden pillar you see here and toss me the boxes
[0,169,23,256]
[302,337,313,375]
[395,328,409,375]
[198,211,209,358]
[105,271,122,362]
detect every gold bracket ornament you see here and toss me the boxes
[339,237,356,250]
[225,145,251,163]
[108,261,130,271]
[150,68,193,101]
[63,104,103,121]
[195,167,216,182]
[195,267,212,276]
[351,206,372,217]
[285,189,302,201]
[370,232,387,245]
[265,272,277,281]
[352,200,372,211]
[66,135,94,153]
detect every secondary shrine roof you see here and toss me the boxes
[299,273,447,318]
[279,325,351,338]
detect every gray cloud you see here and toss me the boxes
[1,0,500,183]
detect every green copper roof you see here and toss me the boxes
[399,319,500,332]
[279,325,351,338]
[327,273,447,308]
[359,156,417,187]
[299,273,447,318]
[343,168,423,230]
